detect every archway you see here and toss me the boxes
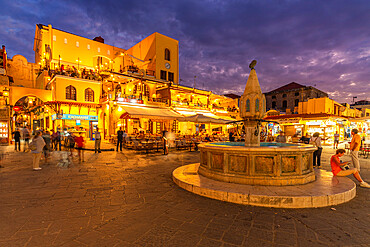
[13,95,49,134]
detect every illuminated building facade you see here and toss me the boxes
[4,24,238,140]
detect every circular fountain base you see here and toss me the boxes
[173,164,356,208]
[199,142,316,186]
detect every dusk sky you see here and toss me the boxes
[1,0,369,103]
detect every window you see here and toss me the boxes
[85,88,94,102]
[255,99,260,112]
[272,101,276,108]
[283,100,287,108]
[246,99,250,112]
[272,95,276,99]
[164,48,170,61]
[295,92,299,96]
[283,94,287,98]
[76,41,79,47]
[160,70,167,80]
[295,99,299,107]
[107,50,110,55]
[168,72,174,82]
[66,85,76,100]
[64,38,67,44]
[53,35,56,41]
[98,47,100,52]
[87,44,90,50]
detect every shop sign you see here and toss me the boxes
[306,121,322,126]
[117,97,143,104]
[52,114,98,121]
[13,106,22,112]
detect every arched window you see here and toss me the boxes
[66,85,76,100]
[255,99,260,112]
[294,99,299,107]
[85,88,94,102]
[165,48,170,61]
[283,100,287,108]
[272,101,276,108]
[246,99,250,112]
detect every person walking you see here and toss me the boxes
[74,133,85,163]
[349,129,361,171]
[276,131,287,143]
[94,127,101,153]
[12,128,21,151]
[116,127,123,152]
[330,149,370,188]
[55,130,62,151]
[22,126,31,152]
[229,130,235,142]
[333,131,340,149]
[123,130,128,145]
[30,131,45,171]
[310,132,324,168]
[42,130,52,163]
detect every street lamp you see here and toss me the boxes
[58,55,62,68]
[3,87,9,105]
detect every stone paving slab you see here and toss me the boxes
[0,142,369,246]
[173,163,356,208]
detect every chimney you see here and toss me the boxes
[93,36,104,43]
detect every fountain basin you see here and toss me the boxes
[199,142,317,186]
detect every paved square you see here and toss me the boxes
[0,142,369,246]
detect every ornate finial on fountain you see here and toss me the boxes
[239,60,266,146]
[249,60,257,70]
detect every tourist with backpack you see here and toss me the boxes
[30,131,45,171]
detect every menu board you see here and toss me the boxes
[0,121,8,143]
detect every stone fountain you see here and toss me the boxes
[198,60,316,186]
[172,61,356,208]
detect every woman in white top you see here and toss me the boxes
[310,132,324,168]
[31,131,46,170]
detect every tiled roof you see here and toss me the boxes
[267,82,305,93]
[224,93,240,99]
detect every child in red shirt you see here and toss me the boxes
[331,149,370,188]
[74,133,85,163]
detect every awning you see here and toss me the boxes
[182,114,230,124]
[174,107,236,123]
[119,104,184,120]
[173,107,218,117]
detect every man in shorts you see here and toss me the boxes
[333,131,340,149]
[350,129,361,171]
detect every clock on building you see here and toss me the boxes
[165,62,171,69]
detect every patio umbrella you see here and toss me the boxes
[182,114,229,124]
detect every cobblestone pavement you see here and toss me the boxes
[0,142,369,247]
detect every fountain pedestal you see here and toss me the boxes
[244,120,260,147]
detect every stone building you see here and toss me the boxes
[264,82,328,114]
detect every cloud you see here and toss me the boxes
[1,0,369,103]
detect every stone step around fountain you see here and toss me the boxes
[173,164,356,208]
